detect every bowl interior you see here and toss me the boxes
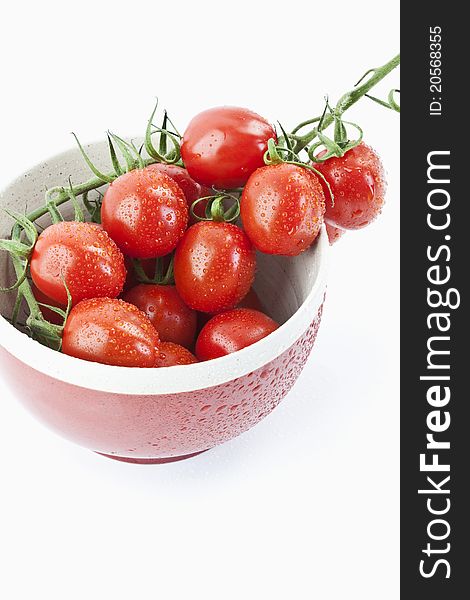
[0,140,321,326]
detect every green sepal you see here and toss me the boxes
[4,210,38,246]
[72,132,114,183]
[107,133,124,177]
[83,191,102,224]
[67,178,85,222]
[36,302,67,319]
[108,132,138,172]
[0,239,32,258]
[0,260,28,292]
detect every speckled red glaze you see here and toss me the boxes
[0,306,323,460]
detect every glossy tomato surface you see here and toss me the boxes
[30,221,126,306]
[174,222,256,313]
[154,342,198,367]
[123,284,197,349]
[101,167,188,258]
[240,163,325,256]
[62,298,160,367]
[314,142,387,230]
[146,163,211,221]
[196,308,279,361]
[181,106,276,189]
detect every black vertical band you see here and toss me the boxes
[401,11,467,597]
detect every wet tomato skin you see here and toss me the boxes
[62,298,160,367]
[123,284,197,349]
[174,222,256,313]
[181,106,276,189]
[154,342,198,367]
[30,221,126,306]
[325,223,346,245]
[101,167,188,258]
[146,163,211,222]
[196,308,279,361]
[314,143,387,230]
[240,163,326,256]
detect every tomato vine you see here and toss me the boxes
[0,53,400,347]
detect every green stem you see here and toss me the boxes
[7,156,159,341]
[160,255,174,286]
[11,157,158,241]
[3,55,399,341]
[10,253,64,347]
[132,258,155,284]
[293,53,400,153]
[10,255,41,321]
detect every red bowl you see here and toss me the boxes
[0,142,328,463]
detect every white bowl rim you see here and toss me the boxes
[0,146,328,396]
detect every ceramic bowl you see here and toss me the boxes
[0,141,328,463]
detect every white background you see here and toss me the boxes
[0,2,399,598]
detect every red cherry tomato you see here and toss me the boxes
[123,284,197,349]
[325,223,346,245]
[62,298,160,367]
[240,163,325,256]
[196,308,279,360]
[181,106,276,189]
[174,222,256,313]
[314,142,387,230]
[30,221,126,306]
[146,163,212,221]
[154,342,198,367]
[101,166,188,258]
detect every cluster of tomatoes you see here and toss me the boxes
[28,106,386,368]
